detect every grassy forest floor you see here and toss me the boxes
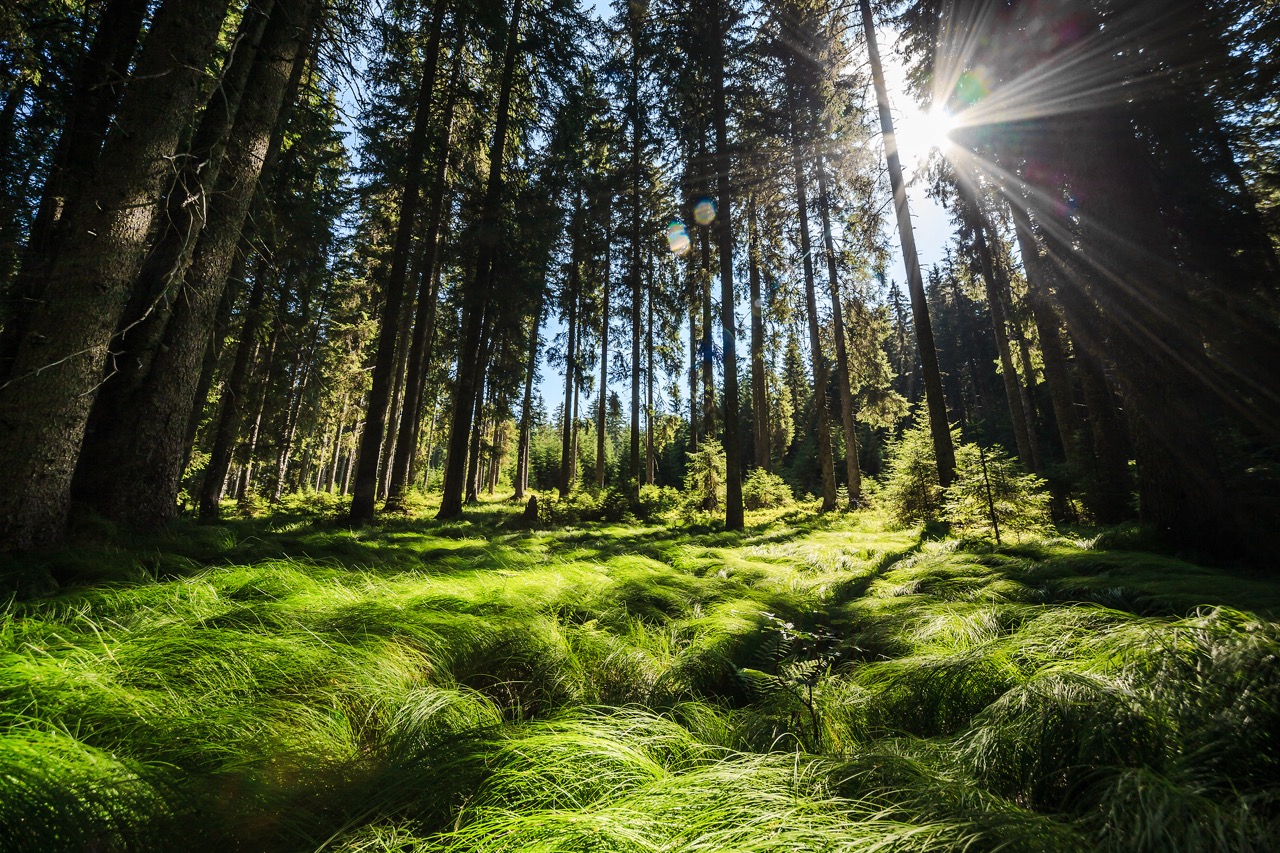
[2,496,1279,852]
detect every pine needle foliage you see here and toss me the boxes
[879,413,961,527]
[945,443,1053,543]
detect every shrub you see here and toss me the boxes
[879,413,958,527]
[682,439,726,515]
[741,469,794,510]
[637,484,679,519]
[944,443,1053,544]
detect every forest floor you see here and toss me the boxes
[2,496,1279,852]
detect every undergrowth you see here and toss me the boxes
[2,498,1278,851]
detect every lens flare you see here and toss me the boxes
[693,198,717,226]
[667,220,691,255]
[956,67,993,105]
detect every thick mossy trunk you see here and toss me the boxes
[71,0,318,530]
[0,0,235,549]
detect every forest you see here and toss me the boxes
[2,0,1280,850]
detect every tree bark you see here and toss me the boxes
[351,0,449,523]
[109,0,275,393]
[646,260,655,485]
[688,285,699,451]
[514,286,543,500]
[1012,210,1084,478]
[78,1,274,500]
[816,154,861,505]
[747,195,770,472]
[710,0,742,530]
[962,190,1036,471]
[378,266,418,500]
[384,18,463,507]
[183,235,253,468]
[860,0,955,487]
[629,29,644,497]
[1,0,150,375]
[71,0,317,529]
[792,136,837,512]
[597,219,610,488]
[560,252,580,498]
[0,0,235,549]
[437,0,523,519]
[199,253,270,518]
[699,224,716,442]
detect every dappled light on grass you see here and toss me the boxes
[1,498,1278,850]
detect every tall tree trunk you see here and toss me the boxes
[963,193,1036,471]
[329,396,348,493]
[1060,112,1235,549]
[80,2,274,503]
[1075,346,1133,525]
[385,31,463,509]
[792,135,837,512]
[514,286,543,500]
[237,318,280,506]
[630,234,642,495]
[629,34,644,497]
[1,0,150,374]
[0,0,235,549]
[184,235,253,468]
[571,324,582,491]
[466,389,487,504]
[560,252,580,498]
[859,0,955,487]
[597,222,610,489]
[487,415,503,494]
[378,269,418,500]
[816,154,861,505]
[437,0,523,519]
[199,254,270,518]
[108,0,274,397]
[688,289,699,451]
[699,225,716,442]
[1008,294,1042,468]
[71,0,317,529]
[271,287,324,502]
[1012,209,1086,481]
[747,195,770,472]
[646,263,655,486]
[351,0,448,523]
[710,0,742,530]
[466,325,495,504]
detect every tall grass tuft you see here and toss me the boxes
[3,500,1279,851]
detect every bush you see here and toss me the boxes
[681,440,726,516]
[741,469,794,510]
[944,443,1053,544]
[879,412,958,527]
[637,484,679,519]
[535,485,677,526]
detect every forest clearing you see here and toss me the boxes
[4,499,1279,851]
[3,0,1280,848]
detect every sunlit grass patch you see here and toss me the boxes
[2,505,1278,850]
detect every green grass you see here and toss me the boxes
[2,498,1278,851]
